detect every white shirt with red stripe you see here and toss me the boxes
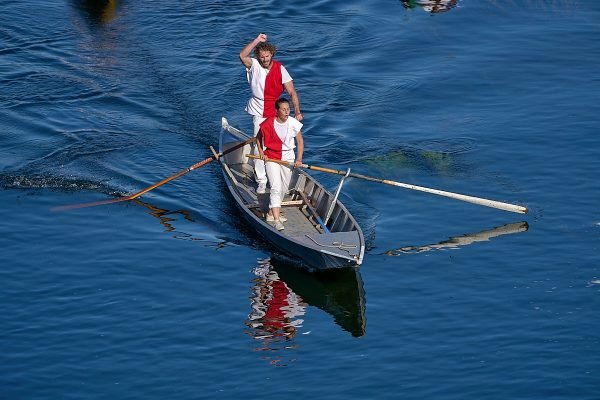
[261,116,303,162]
[245,58,293,117]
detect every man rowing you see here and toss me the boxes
[256,98,304,231]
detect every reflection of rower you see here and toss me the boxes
[246,255,367,357]
[401,0,458,13]
[385,221,528,255]
[247,261,306,343]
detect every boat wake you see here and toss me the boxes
[0,172,121,196]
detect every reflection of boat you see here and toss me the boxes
[384,221,528,255]
[247,257,366,343]
[218,118,365,269]
[272,257,366,337]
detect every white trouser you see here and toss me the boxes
[252,115,267,185]
[265,161,293,209]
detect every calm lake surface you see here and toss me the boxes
[2,0,599,398]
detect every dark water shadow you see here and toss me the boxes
[321,136,477,181]
[71,0,122,27]
[383,221,528,255]
[361,138,476,178]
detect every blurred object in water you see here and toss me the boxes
[401,0,458,14]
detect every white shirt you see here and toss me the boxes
[273,117,303,161]
[245,58,293,116]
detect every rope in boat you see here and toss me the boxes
[304,234,358,254]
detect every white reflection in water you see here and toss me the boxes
[246,259,307,366]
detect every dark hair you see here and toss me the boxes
[255,42,277,57]
[275,98,290,109]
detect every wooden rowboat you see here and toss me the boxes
[218,117,365,269]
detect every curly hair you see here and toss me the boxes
[255,42,277,57]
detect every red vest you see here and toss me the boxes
[260,117,283,160]
[263,60,284,117]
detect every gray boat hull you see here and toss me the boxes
[218,117,365,269]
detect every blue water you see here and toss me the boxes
[2,0,599,398]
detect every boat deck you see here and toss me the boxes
[228,162,323,237]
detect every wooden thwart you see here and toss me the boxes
[247,200,303,210]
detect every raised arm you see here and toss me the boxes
[284,81,303,122]
[239,33,267,69]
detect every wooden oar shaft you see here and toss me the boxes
[246,154,528,214]
[54,138,255,211]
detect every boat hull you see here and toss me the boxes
[218,117,365,269]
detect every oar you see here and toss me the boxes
[246,154,528,214]
[53,137,256,211]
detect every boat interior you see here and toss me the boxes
[221,143,357,238]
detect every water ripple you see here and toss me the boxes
[1,71,110,108]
